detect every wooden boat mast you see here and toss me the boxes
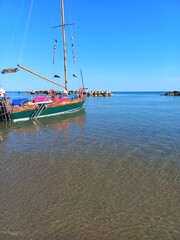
[61,0,68,91]
[16,0,70,91]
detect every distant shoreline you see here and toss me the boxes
[160,91,180,96]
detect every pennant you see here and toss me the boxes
[1,68,18,74]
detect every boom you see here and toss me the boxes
[17,64,65,89]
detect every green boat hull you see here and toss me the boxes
[11,99,85,122]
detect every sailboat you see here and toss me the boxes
[0,0,85,122]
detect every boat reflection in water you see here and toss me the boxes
[0,109,86,158]
[12,109,86,134]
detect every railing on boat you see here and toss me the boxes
[0,98,12,121]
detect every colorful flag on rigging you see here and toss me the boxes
[53,39,58,64]
[1,68,18,74]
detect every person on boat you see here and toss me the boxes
[78,88,83,98]
[0,85,7,102]
[49,89,56,100]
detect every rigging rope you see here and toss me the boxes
[18,0,34,64]
[2,0,25,69]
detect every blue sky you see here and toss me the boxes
[0,0,180,91]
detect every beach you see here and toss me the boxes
[0,91,180,240]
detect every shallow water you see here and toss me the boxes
[0,92,180,239]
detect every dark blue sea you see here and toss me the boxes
[0,91,179,240]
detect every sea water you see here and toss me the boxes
[0,92,179,240]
